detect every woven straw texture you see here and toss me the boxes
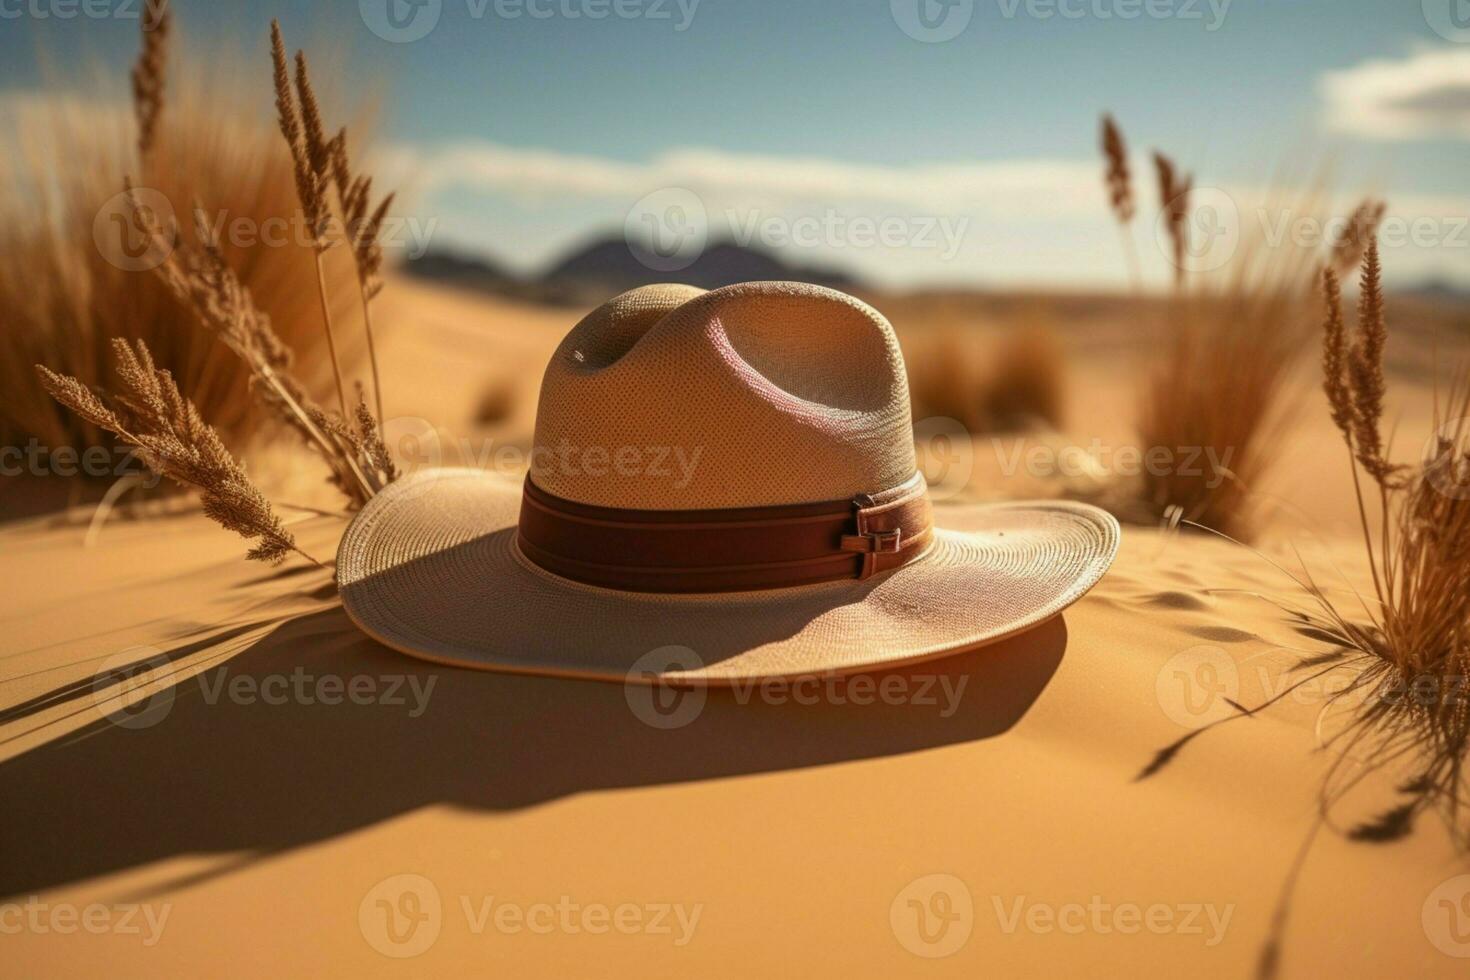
[531,282,918,508]
[337,468,1120,683]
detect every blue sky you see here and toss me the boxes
[3,0,1469,288]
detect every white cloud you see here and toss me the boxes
[6,88,1468,289]
[377,140,1108,221]
[1320,47,1470,141]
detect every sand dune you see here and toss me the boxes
[0,503,1461,976]
[3,279,1467,977]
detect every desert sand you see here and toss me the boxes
[3,278,1468,977]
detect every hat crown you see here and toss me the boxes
[529,281,917,509]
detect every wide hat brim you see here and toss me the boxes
[337,468,1120,685]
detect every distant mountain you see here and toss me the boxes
[544,237,857,296]
[401,249,574,305]
[402,236,860,306]
[1401,277,1470,303]
[402,250,517,292]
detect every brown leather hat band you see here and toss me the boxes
[516,472,934,593]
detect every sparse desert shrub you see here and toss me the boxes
[1309,240,1470,846]
[980,325,1064,431]
[904,330,979,429]
[1101,114,1380,538]
[33,14,401,560]
[475,382,517,427]
[0,7,360,461]
[1133,240,1317,538]
[905,322,1065,434]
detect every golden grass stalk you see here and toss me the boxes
[1099,113,1140,288]
[1152,151,1192,289]
[130,191,393,507]
[37,340,319,567]
[270,20,394,434]
[1346,241,1393,482]
[1329,199,1386,276]
[309,383,400,492]
[0,9,357,460]
[270,20,349,420]
[129,0,168,159]
[1100,113,1134,223]
[329,128,395,431]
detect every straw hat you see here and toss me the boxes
[338,281,1119,684]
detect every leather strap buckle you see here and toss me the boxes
[841,527,902,554]
[841,491,918,578]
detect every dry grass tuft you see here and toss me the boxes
[475,382,517,427]
[980,325,1065,432]
[1103,115,1346,538]
[1133,252,1317,538]
[1307,241,1470,847]
[37,339,316,566]
[904,322,1066,434]
[0,6,361,462]
[1134,250,1470,970]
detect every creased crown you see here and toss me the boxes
[529,280,917,509]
